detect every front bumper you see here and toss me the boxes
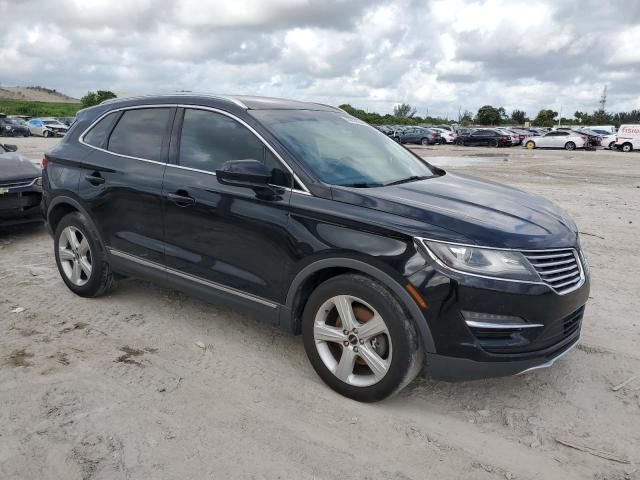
[409,256,590,381]
[0,179,43,227]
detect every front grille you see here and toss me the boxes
[0,178,36,189]
[522,249,583,294]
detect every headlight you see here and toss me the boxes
[418,239,540,281]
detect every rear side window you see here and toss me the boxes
[108,108,171,161]
[178,109,292,187]
[83,112,119,148]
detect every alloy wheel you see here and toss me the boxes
[313,295,392,387]
[58,226,92,286]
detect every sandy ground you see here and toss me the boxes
[1,137,639,480]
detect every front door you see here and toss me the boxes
[162,107,295,304]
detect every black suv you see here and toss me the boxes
[42,94,589,402]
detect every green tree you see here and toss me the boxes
[475,105,502,125]
[393,103,417,118]
[510,109,527,125]
[81,90,117,108]
[533,109,558,127]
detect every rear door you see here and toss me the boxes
[161,107,295,304]
[78,106,174,264]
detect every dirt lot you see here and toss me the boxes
[1,137,639,479]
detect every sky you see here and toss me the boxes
[1,0,639,119]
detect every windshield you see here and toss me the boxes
[251,110,438,187]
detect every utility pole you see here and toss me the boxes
[599,85,607,112]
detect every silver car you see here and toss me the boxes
[26,118,69,137]
[523,131,586,150]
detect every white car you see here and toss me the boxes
[26,118,69,137]
[431,127,457,143]
[614,124,640,152]
[523,131,586,150]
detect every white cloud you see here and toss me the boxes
[0,0,637,117]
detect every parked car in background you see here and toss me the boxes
[590,129,617,149]
[496,128,520,145]
[27,118,69,137]
[430,127,457,143]
[456,128,512,147]
[575,128,602,146]
[0,143,43,227]
[0,117,30,137]
[589,125,616,135]
[523,131,586,150]
[615,124,640,152]
[42,93,589,401]
[398,127,441,145]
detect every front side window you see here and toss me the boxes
[178,109,292,187]
[252,110,437,187]
[84,112,119,148]
[108,108,171,161]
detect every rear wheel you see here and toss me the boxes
[565,141,576,151]
[302,274,422,402]
[526,141,536,149]
[621,143,632,152]
[54,212,115,297]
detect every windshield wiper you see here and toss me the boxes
[383,175,429,186]
[337,182,382,188]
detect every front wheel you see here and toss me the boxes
[526,141,536,149]
[302,274,422,402]
[621,143,632,152]
[43,130,51,138]
[565,141,576,151]
[54,212,115,297]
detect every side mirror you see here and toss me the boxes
[1,144,18,152]
[216,159,271,187]
[216,159,284,198]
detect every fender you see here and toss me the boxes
[281,258,436,353]
[46,195,104,247]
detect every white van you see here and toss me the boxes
[615,125,640,152]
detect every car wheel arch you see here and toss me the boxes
[281,258,436,353]
[47,196,104,249]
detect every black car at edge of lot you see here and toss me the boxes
[42,94,590,402]
[0,143,43,227]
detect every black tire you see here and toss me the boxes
[420,137,429,146]
[621,143,632,152]
[492,139,499,147]
[302,273,423,402]
[24,130,30,137]
[565,141,576,151]
[54,212,115,298]
[43,130,50,138]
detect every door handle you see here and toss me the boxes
[84,173,105,185]
[166,191,195,206]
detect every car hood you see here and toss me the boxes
[331,172,579,249]
[0,153,41,182]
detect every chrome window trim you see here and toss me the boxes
[109,249,278,308]
[78,103,312,195]
[415,237,586,295]
[99,93,249,109]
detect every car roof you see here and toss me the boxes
[97,93,341,113]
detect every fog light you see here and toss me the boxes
[461,311,542,329]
